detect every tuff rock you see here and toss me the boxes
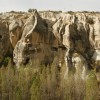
[13,10,59,67]
[0,10,100,89]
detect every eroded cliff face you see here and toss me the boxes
[53,12,100,80]
[0,10,100,83]
[13,10,58,67]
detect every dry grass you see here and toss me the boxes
[0,61,99,100]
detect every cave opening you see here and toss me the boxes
[0,35,2,39]
[0,35,2,42]
[23,57,30,65]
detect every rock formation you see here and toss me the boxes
[0,10,100,92]
[13,10,59,67]
[9,19,23,48]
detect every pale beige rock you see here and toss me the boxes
[0,11,100,86]
[72,53,89,80]
[9,19,23,48]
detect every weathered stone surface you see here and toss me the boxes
[52,12,100,84]
[0,10,100,87]
[9,19,23,48]
[13,10,59,67]
[72,53,89,80]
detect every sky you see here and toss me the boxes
[0,0,100,12]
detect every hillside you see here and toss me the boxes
[0,9,100,99]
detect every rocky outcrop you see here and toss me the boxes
[52,12,100,92]
[0,10,100,88]
[13,10,59,67]
[9,19,23,48]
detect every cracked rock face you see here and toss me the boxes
[13,10,59,67]
[9,19,23,48]
[0,10,99,84]
[52,13,100,80]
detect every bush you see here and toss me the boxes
[3,57,11,66]
[28,9,37,13]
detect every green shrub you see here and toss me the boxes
[2,57,11,66]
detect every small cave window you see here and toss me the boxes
[23,58,30,65]
[0,35,2,39]
[0,35,3,41]
[99,43,100,47]
[51,47,58,51]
